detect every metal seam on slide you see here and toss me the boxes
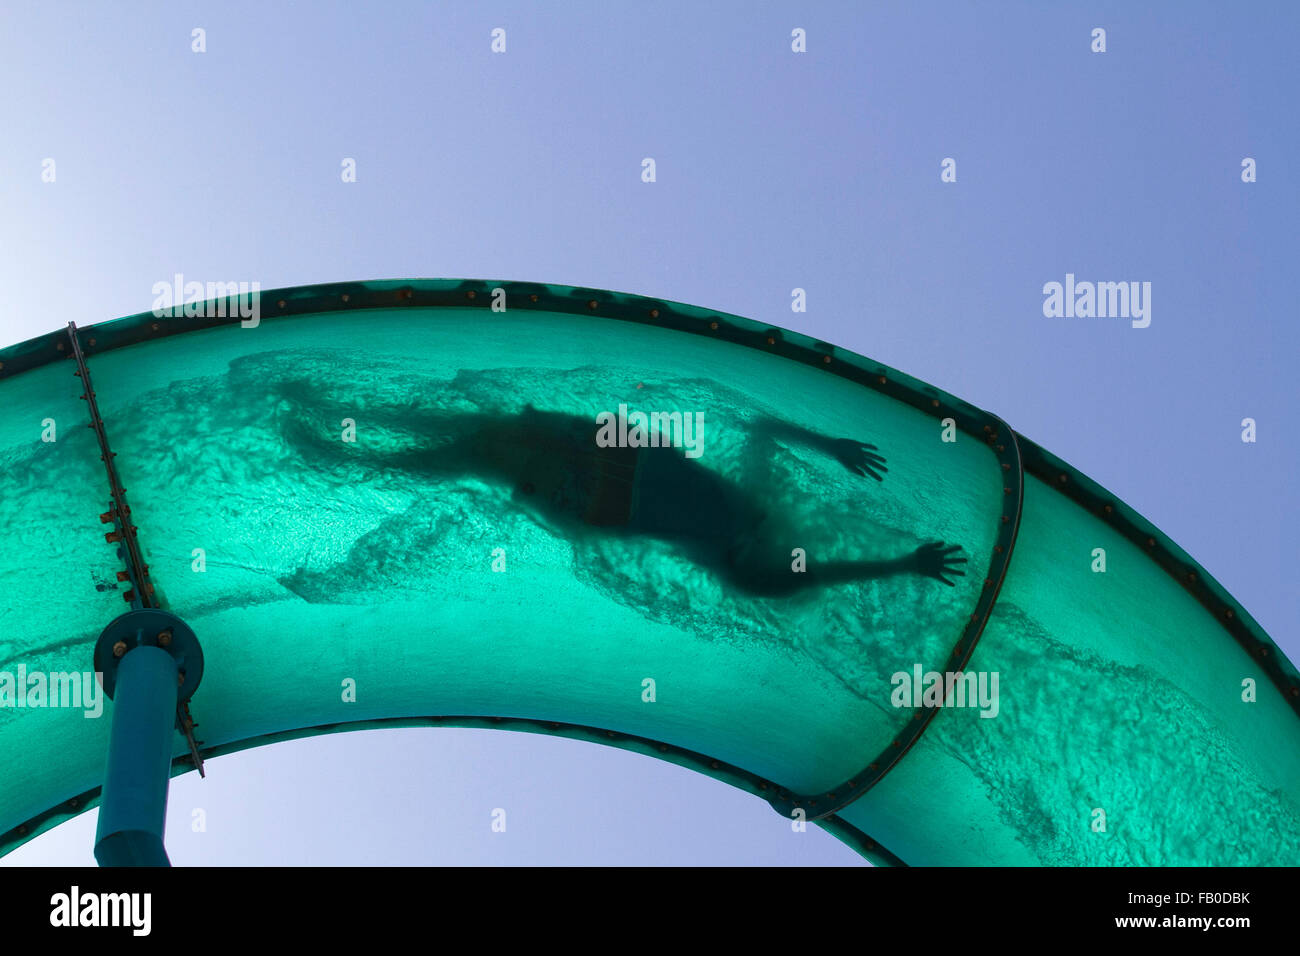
[766,419,1026,822]
[66,322,156,610]
[0,715,909,866]
[69,324,209,774]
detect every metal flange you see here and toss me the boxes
[93,609,204,704]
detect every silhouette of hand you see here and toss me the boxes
[829,438,888,481]
[912,541,966,586]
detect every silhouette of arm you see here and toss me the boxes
[751,415,888,481]
[808,542,967,589]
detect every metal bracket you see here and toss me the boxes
[93,608,205,703]
[177,701,206,777]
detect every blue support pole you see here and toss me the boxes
[92,609,204,867]
[94,647,179,866]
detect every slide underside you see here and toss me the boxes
[1,279,1296,865]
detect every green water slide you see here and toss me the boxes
[1,279,1296,866]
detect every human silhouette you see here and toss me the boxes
[278,386,966,598]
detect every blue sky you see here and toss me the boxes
[1,1,1296,864]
